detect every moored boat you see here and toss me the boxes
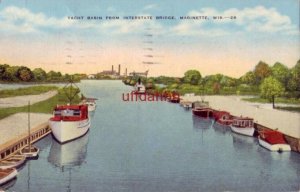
[82,98,97,112]
[0,168,18,186]
[213,111,233,127]
[0,154,26,169]
[21,101,40,159]
[180,101,193,109]
[133,78,146,94]
[230,116,255,136]
[192,107,214,118]
[258,130,291,152]
[20,146,39,159]
[49,104,90,144]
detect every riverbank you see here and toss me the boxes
[182,95,300,139]
[0,90,58,108]
[0,88,81,120]
[0,86,58,98]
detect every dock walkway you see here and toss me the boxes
[0,113,51,160]
[183,95,300,139]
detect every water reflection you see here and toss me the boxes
[231,132,255,151]
[212,122,231,135]
[192,115,213,131]
[48,133,89,168]
[0,178,17,191]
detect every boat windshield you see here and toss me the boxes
[58,109,81,116]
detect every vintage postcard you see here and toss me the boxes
[0,0,299,191]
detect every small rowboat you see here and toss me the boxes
[20,145,40,159]
[0,153,26,169]
[0,168,18,186]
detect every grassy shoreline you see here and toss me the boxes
[242,97,300,105]
[0,88,81,120]
[0,86,58,98]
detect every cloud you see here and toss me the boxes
[143,4,158,10]
[172,6,298,36]
[0,6,163,35]
[0,6,76,33]
[1,5,297,37]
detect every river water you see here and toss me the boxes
[3,80,300,192]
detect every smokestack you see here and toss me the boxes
[125,68,127,77]
[118,64,121,75]
[112,65,114,72]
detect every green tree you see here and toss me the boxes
[47,71,62,81]
[3,66,20,81]
[260,76,285,108]
[286,60,300,97]
[254,61,272,84]
[33,68,47,81]
[240,71,255,85]
[183,70,201,85]
[16,67,34,82]
[0,64,9,80]
[271,62,290,86]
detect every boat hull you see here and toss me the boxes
[258,136,291,152]
[0,156,26,169]
[230,125,254,136]
[49,118,90,144]
[88,105,96,112]
[192,110,214,118]
[20,146,40,159]
[0,168,17,185]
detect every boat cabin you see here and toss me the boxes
[51,105,88,121]
[213,111,231,121]
[232,117,253,128]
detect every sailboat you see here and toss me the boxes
[20,101,40,159]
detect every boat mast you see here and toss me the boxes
[28,101,31,152]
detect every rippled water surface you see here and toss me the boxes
[4,80,300,192]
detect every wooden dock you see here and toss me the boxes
[0,113,52,160]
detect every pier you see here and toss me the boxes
[182,95,300,153]
[0,113,51,160]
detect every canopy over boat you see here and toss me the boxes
[259,130,287,144]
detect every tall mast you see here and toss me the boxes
[28,101,31,152]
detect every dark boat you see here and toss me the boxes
[192,107,214,118]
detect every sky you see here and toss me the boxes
[0,0,299,77]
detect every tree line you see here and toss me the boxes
[124,60,300,107]
[0,64,86,83]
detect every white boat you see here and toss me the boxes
[0,168,18,186]
[20,101,40,159]
[0,153,26,169]
[180,101,193,109]
[83,98,97,112]
[133,78,146,94]
[20,146,40,159]
[230,116,255,136]
[49,104,91,144]
[258,130,291,152]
